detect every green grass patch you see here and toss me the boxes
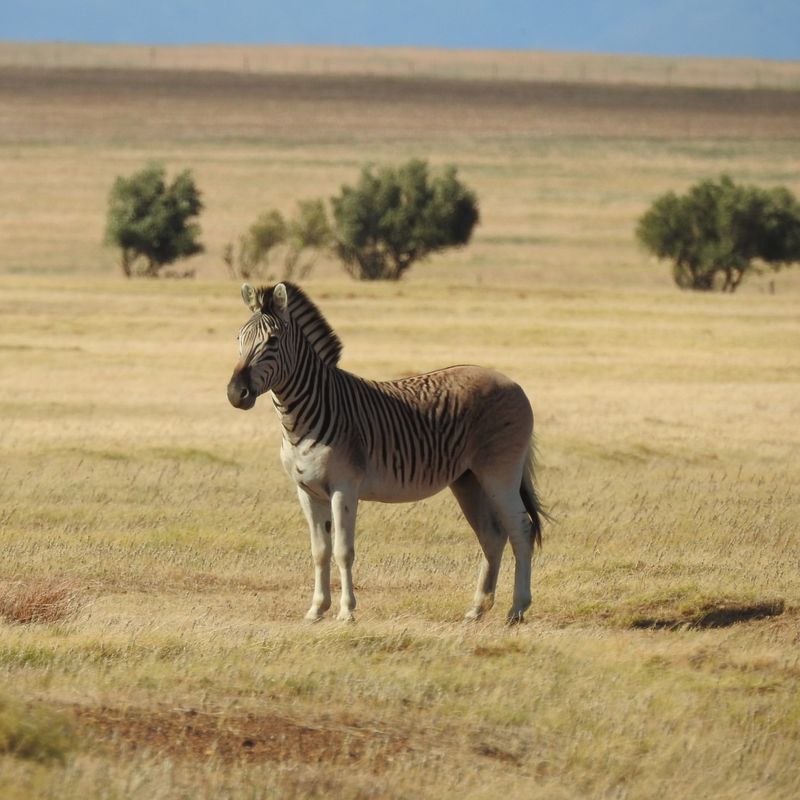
[0,693,72,763]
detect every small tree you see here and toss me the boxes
[330,159,479,280]
[105,163,203,278]
[225,200,333,281]
[224,210,288,280]
[637,175,800,292]
[284,199,333,280]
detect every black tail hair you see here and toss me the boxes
[520,445,551,550]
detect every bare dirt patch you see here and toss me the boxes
[70,704,418,771]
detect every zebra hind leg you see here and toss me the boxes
[494,489,533,624]
[471,470,533,625]
[450,471,508,622]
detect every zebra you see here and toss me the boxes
[227,282,547,623]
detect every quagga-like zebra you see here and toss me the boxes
[227,282,547,623]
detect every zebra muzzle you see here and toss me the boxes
[227,370,256,410]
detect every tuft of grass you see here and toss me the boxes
[0,578,83,625]
[0,692,73,762]
[334,627,422,656]
[150,446,238,466]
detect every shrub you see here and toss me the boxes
[330,159,479,280]
[284,198,333,280]
[105,162,203,278]
[637,175,800,292]
[225,200,332,281]
[225,209,288,280]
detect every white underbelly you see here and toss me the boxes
[358,474,450,504]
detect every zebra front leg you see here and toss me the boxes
[297,488,332,621]
[331,487,358,622]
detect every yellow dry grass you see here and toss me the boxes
[0,47,799,799]
[1,276,799,799]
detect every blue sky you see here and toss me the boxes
[3,1,799,60]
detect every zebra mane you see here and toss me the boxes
[258,282,343,367]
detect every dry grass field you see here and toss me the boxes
[1,46,799,799]
[3,41,800,89]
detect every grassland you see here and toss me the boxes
[3,41,800,89]
[1,47,800,799]
[2,61,800,288]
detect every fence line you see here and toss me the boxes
[1,42,799,91]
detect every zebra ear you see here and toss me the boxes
[241,283,260,312]
[273,283,289,315]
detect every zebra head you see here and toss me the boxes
[227,282,289,410]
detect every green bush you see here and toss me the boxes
[284,198,333,280]
[105,162,203,278]
[637,175,800,292]
[225,209,287,281]
[225,199,332,281]
[330,159,479,280]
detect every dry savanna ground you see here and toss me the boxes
[1,46,799,799]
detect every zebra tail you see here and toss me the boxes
[520,444,550,551]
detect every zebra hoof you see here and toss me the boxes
[463,608,484,623]
[506,609,526,626]
[337,610,356,623]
